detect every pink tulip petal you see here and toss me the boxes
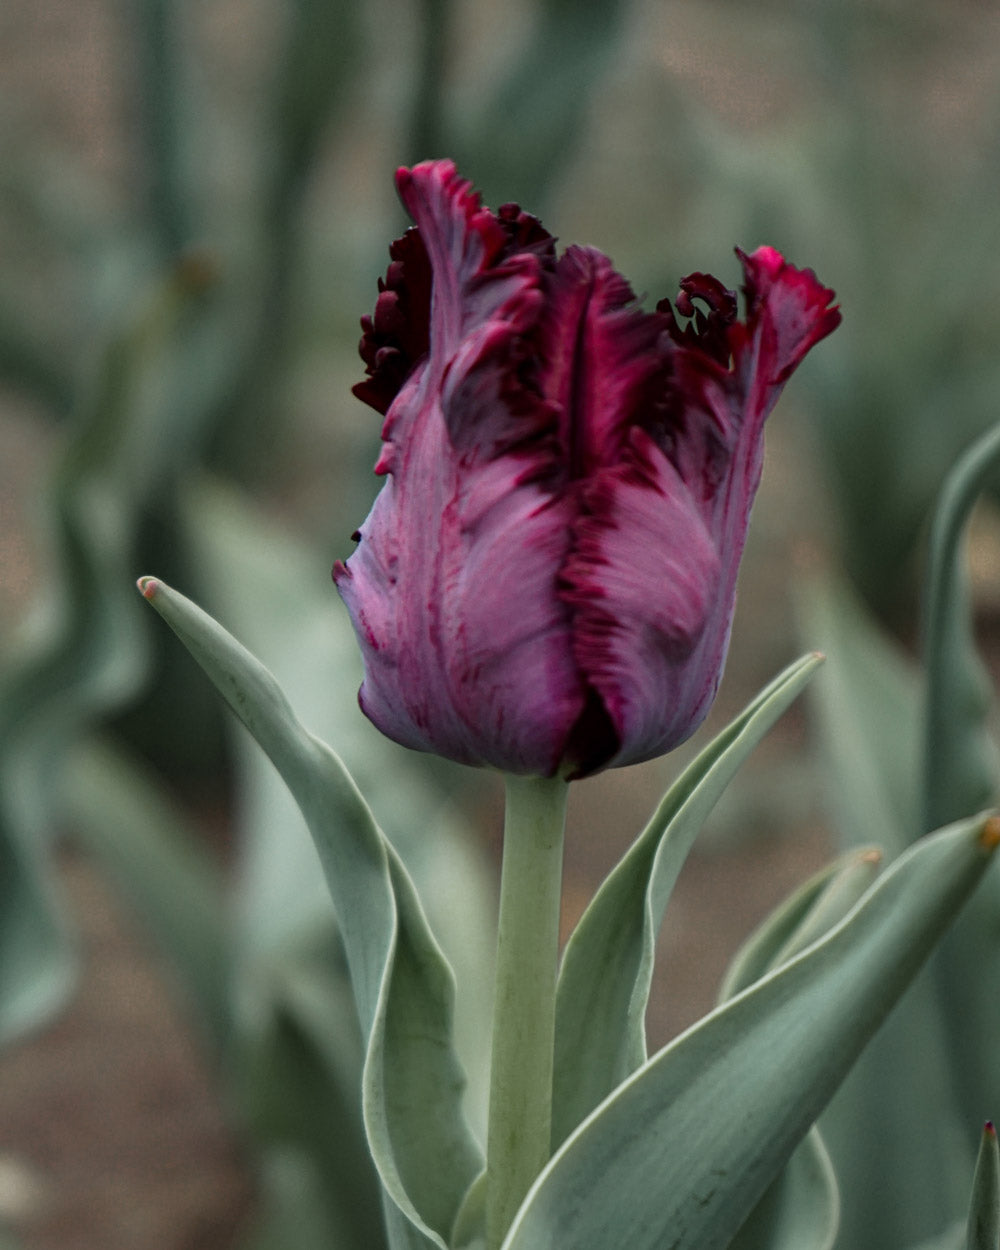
[336,162,841,778]
[335,162,585,774]
[560,428,722,774]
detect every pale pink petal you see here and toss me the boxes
[334,161,585,774]
[559,428,722,774]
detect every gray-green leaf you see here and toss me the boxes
[138,578,482,1249]
[505,812,999,1250]
[551,653,823,1151]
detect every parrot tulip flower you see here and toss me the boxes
[334,160,839,778]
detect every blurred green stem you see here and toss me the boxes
[486,774,568,1250]
[134,0,193,258]
[409,0,452,163]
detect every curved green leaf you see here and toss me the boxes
[727,1131,839,1250]
[800,571,975,1246]
[909,1223,965,1250]
[191,479,495,1129]
[138,578,482,1249]
[718,847,881,1004]
[65,735,231,1053]
[921,420,1000,1148]
[551,653,824,1150]
[967,1122,1000,1250]
[505,812,999,1250]
[800,571,920,855]
[723,850,881,1250]
[922,419,1000,835]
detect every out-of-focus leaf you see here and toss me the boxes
[723,850,881,1250]
[0,299,74,415]
[0,267,208,1047]
[551,653,823,1151]
[64,736,232,1054]
[909,1223,965,1250]
[504,813,999,1250]
[138,577,482,1250]
[800,571,920,854]
[922,420,1000,835]
[0,801,72,1048]
[207,0,365,481]
[269,0,363,192]
[920,421,1000,1143]
[801,571,974,1247]
[408,0,453,165]
[966,1123,1000,1250]
[238,932,387,1250]
[240,1146,359,1250]
[129,0,195,258]
[456,0,629,208]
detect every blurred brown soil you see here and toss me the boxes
[0,855,254,1250]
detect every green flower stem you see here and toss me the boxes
[486,773,569,1250]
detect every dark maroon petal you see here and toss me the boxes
[534,245,673,480]
[657,272,738,365]
[389,161,556,459]
[496,201,558,261]
[734,246,841,386]
[353,227,433,415]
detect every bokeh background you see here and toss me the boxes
[2,1,1000,1246]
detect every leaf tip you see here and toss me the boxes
[137,575,160,601]
[979,816,1000,852]
[985,1120,996,1137]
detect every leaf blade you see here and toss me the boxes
[508,813,1000,1250]
[551,653,823,1149]
[138,577,482,1248]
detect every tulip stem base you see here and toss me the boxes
[486,773,568,1250]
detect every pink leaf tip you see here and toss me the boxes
[137,576,160,600]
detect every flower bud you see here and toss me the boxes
[334,161,839,777]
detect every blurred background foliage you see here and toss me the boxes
[1,0,1000,1246]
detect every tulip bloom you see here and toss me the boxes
[334,160,839,778]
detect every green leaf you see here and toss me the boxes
[504,812,1000,1250]
[238,934,388,1250]
[718,848,882,1004]
[240,1145,367,1250]
[456,0,630,208]
[922,419,1000,834]
[138,578,482,1249]
[800,572,976,1245]
[551,653,824,1151]
[966,1122,1000,1250]
[908,1223,965,1250]
[0,804,74,1048]
[726,1131,839,1250]
[799,571,921,855]
[190,478,495,1131]
[64,735,232,1055]
[920,421,1000,1151]
[722,850,881,1250]
[0,268,208,1048]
